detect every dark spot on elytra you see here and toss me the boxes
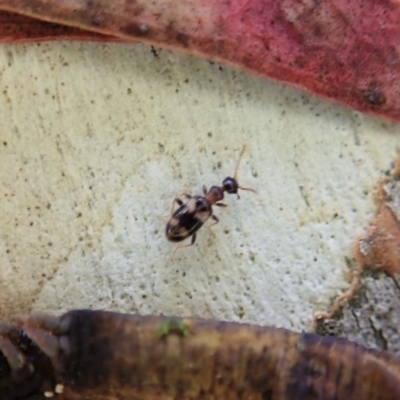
[361,82,386,106]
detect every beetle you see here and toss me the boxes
[165,145,256,250]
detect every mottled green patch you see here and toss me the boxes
[157,318,190,338]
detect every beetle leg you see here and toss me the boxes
[205,215,220,233]
[168,193,192,216]
[167,197,184,217]
[177,233,196,250]
[215,202,227,207]
[203,185,207,195]
[170,234,197,260]
[173,197,184,207]
[209,214,219,229]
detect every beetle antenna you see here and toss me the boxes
[235,145,257,195]
[233,145,247,180]
[238,185,257,194]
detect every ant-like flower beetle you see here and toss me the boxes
[165,145,256,252]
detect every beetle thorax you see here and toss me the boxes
[205,186,224,205]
